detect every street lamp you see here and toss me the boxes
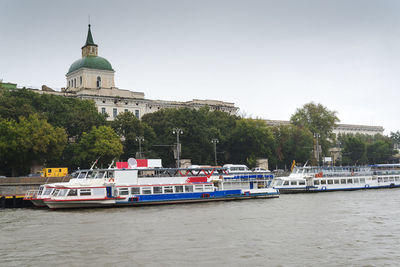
[135,136,144,159]
[314,133,321,166]
[172,128,183,168]
[211,138,219,166]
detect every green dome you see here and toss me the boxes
[67,56,114,74]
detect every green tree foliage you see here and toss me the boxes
[272,124,314,169]
[142,107,238,166]
[111,111,156,160]
[390,131,400,144]
[290,102,339,155]
[74,126,123,168]
[0,114,67,176]
[0,88,106,138]
[338,133,394,165]
[227,118,275,168]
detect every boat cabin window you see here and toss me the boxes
[384,177,389,182]
[334,179,340,184]
[153,186,162,194]
[299,180,305,185]
[283,181,289,186]
[185,185,193,192]
[175,185,184,193]
[347,179,352,184]
[78,172,87,179]
[95,171,106,179]
[328,180,333,184]
[142,188,152,195]
[194,185,204,192]
[275,180,283,186]
[67,189,77,196]
[354,178,359,183]
[321,180,326,185]
[290,181,297,186]
[131,187,140,194]
[58,189,68,197]
[119,188,129,195]
[341,179,346,184]
[79,189,91,196]
[44,188,53,195]
[52,189,60,196]
[360,178,366,183]
[395,177,400,182]
[163,186,173,193]
[314,180,320,185]
[38,186,44,195]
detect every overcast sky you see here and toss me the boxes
[1,0,399,133]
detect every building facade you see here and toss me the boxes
[58,25,238,120]
[264,119,384,136]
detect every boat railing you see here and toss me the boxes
[24,190,39,199]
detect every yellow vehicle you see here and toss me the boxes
[41,168,68,177]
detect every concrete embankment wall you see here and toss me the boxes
[0,176,71,208]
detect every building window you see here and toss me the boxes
[80,76,82,85]
[124,109,128,113]
[68,81,70,87]
[101,108,106,114]
[74,78,76,88]
[135,110,139,118]
[113,108,117,117]
[97,76,101,88]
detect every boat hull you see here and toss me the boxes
[44,192,279,209]
[276,184,400,194]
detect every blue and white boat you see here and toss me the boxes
[271,164,400,193]
[41,163,279,209]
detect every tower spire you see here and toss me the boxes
[81,24,98,57]
[83,24,97,48]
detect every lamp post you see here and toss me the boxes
[135,136,144,159]
[314,133,321,166]
[211,138,219,166]
[172,128,183,168]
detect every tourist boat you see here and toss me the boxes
[39,162,278,209]
[271,164,400,193]
[24,160,115,207]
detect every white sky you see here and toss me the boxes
[1,0,399,133]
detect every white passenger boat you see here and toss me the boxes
[271,164,400,193]
[28,160,278,209]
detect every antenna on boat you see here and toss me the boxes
[303,160,309,167]
[90,157,100,170]
[107,159,115,169]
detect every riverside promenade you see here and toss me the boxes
[0,176,71,208]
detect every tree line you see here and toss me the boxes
[0,88,397,176]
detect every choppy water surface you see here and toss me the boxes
[1,189,400,266]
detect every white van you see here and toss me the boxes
[223,164,251,173]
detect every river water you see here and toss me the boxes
[1,189,400,266]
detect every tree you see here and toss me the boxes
[340,135,367,165]
[142,107,238,166]
[0,114,67,176]
[74,126,123,168]
[227,118,275,168]
[290,102,339,157]
[272,124,314,169]
[111,111,156,159]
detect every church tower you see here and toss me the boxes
[66,24,115,91]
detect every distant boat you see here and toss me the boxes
[271,164,400,193]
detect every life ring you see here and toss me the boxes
[202,193,210,198]
[108,178,115,183]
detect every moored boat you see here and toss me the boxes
[39,163,278,209]
[271,164,400,193]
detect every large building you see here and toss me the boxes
[264,120,384,136]
[59,25,238,119]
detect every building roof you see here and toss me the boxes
[67,56,114,74]
[82,24,98,48]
